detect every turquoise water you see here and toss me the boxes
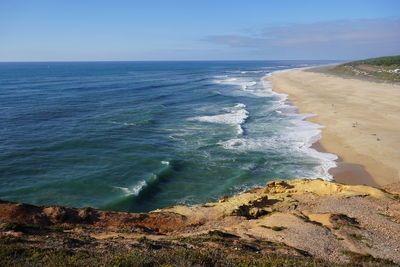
[0,61,337,212]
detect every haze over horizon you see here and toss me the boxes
[1,0,399,62]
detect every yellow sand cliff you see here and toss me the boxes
[2,179,400,264]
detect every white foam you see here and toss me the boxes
[218,69,338,180]
[270,67,338,180]
[229,70,268,74]
[233,103,246,108]
[161,161,170,165]
[219,132,337,180]
[209,90,222,96]
[176,195,196,206]
[188,103,249,135]
[109,121,137,126]
[214,74,279,98]
[204,67,338,180]
[213,76,257,91]
[114,180,147,196]
[190,108,247,125]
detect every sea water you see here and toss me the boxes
[0,61,337,212]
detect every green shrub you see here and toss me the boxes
[271,226,287,231]
[344,55,400,66]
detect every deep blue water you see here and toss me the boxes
[0,61,337,212]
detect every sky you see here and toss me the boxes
[0,0,399,61]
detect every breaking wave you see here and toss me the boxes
[188,103,249,135]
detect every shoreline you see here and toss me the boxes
[311,141,378,187]
[269,65,400,187]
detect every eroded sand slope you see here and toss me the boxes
[1,179,400,264]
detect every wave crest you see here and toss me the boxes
[188,103,249,135]
[105,160,182,212]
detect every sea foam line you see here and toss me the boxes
[263,70,338,180]
[218,69,337,180]
[187,103,249,135]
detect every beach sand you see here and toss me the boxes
[270,66,400,186]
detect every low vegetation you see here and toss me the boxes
[341,250,395,265]
[260,225,287,231]
[343,55,400,66]
[1,235,397,267]
[0,234,335,267]
[1,179,399,266]
[333,55,400,82]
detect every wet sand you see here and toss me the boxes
[270,66,400,186]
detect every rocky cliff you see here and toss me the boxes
[1,179,400,266]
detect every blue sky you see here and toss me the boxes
[1,0,399,61]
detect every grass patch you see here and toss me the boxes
[294,214,323,226]
[46,225,73,232]
[342,55,400,66]
[378,212,399,224]
[2,222,72,233]
[258,210,277,218]
[340,223,363,230]
[349,233,365,241]
[200,204,214,208]
[294,214,309,221]
[329,214,363,229]
[0,243,334,267]
[342,250,395,264]
[2,222,27,232]
[0,236,22,245]
[271,226,287,231]
[332,55,400,82]
[378,213,395,219]
[208,230,239,239]
[260,225,287,231]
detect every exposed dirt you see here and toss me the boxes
[1,179,399,265]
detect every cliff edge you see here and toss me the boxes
[1,179,400,266]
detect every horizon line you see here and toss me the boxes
[0,59,345,63]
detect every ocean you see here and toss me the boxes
[0,61,337,212]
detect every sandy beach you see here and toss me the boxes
[270,66,400,187]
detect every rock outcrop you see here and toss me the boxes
[1,179,400,265]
